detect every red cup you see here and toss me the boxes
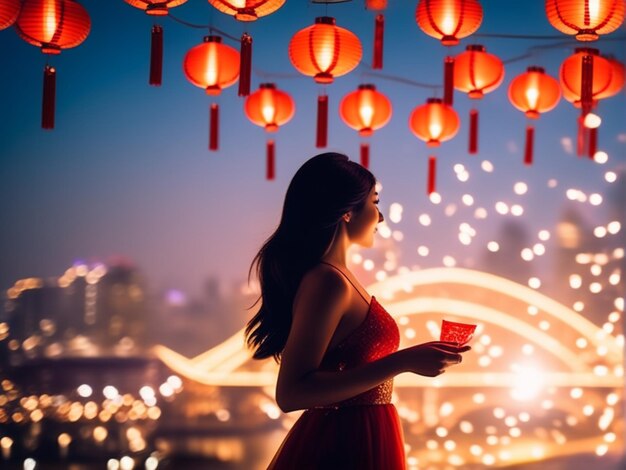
[440,319,476,346]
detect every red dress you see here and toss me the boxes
[267,294,406,470]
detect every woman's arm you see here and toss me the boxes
[275,266,468,412]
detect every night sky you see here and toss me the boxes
[1,0,624,298]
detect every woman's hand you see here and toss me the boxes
[399,341,471,377]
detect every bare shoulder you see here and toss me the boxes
[293,264,352,314]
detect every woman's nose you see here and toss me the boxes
[378,210,384,223]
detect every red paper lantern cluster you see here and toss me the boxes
[0,0,21,30]
[340,84,392,168]
[245,83,295,180]
[545,0,625,41]
[183,35,240,151]
[508,66,561,164]
[454,44,504,153]
[15,0,91,129]
[409,98,460,194]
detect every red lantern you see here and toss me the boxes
[415,0,483,46]
[545,0,625,41]
[416,0,483,106]
[596,56,625,99]
[124,1,188,87]
[509,67,561,118]
[508,66,561,165]
[560,48,615,158]
[183,35,240,151]
[454,44,505,153]
[289,17,362,84]
[366,0,387,70]
[560,48,613,109]
[244,83,295,180]
[454,45,504,98]
[289,16,362,148]
[409,98,460,194]
[366,0,388,8]
[15,0,91,130]
[207,0,285,21]
[124,0,187,15]
[0,0,21,30]
[16,0,90,53]
[339,84,392,168]
[207,1,285,97]
[410,98,460,146]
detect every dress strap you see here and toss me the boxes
[319,261,370,305]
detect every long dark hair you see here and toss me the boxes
[245,153,376,361]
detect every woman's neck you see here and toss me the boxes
[321,225,350,267]
[321,254,346,268]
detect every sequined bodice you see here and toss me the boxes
[318,296,400,407]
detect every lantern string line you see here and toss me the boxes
[249,36,616,88]
[475,33,571,40]
[475,33,626,41]
[361,70,440,91]
[167,12,209,29]
[253,68,303,80]
[501,53,534,65]
[165,12,625,86]
[167,13,240,42]
[501,40,603,64]
[166,11,626,52]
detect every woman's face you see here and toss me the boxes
[346,185,384,248]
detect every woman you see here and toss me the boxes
[245,153,470,469]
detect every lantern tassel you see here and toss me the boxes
[427,156,437,195]
[469,109,478,154]
[577,115,587,157]
[42,64,56,130]
[238,33,252,97]
[316,94,328,148]
[581,53,594,116]
[266,139,275,180]
[588,127,597,159]
[360,142,370,169]
[372,14,384,70]
[150,25,163,86]
[209,103,219,151]
[524,125,534,165]
[443,56,454,106]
